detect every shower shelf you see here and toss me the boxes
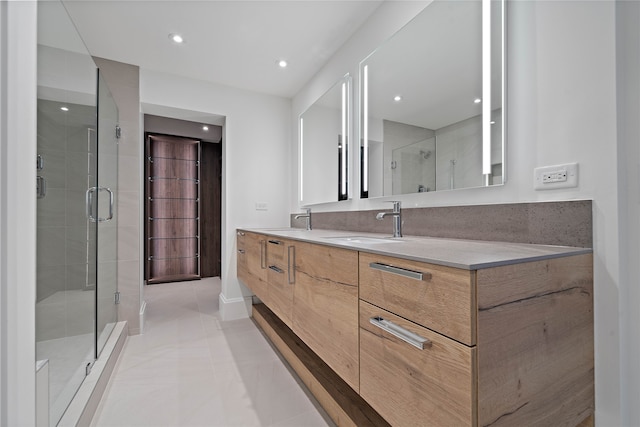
[148,176,199,183]
[148,236,199,240]
[148,255,200,261]
[148,156,199,164]
[148,197,199,201]
[148,217,199,220]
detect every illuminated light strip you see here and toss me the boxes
[341,82,347,196]
[363,65,369,192]
[501,0,506,183]
[482,0,492,177]
[300,118,304,201]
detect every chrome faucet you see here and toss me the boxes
[376,201,402,238]
[294,208,312,231]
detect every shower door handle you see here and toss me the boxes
[86,187,114,222]
[86,187,97,222]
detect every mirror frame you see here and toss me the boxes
[299,74,352,206]
[360,0,506,198]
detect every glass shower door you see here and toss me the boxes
[36,1,98,425]
[96,71,119,356]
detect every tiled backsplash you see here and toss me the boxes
[291,200,592,248]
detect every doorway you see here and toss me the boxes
[144,115,222,283]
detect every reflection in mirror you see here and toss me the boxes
[361,0,504,198]
[300,75,351,205]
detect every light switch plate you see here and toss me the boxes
[534,162,578,190]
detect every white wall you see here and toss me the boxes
[615,2,640,425]
[0,1,37,425]
[141,70,292,319]
[292,0,634,424]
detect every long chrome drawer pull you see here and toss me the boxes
[268,265,284,274]
[268,240,283,245]
[370,316,431,350]
[369,262,429,281]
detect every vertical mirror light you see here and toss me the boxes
[482,0,492,180]
[300,117,304,201]
[340,81,348,199]
[362,65,369,195]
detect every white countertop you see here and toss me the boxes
[238,228,592,270]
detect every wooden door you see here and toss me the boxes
[146,134,200,283]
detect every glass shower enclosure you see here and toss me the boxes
[36,1,119,425]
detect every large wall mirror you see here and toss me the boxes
[300,75,351,205]
[360,0,505,198]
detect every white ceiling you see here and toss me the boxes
[62,0,383,99]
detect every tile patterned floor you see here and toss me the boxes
[91,278,334,427]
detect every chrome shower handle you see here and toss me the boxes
[86,187,97,222]
[86,187,114,222]
[102,187,114,222]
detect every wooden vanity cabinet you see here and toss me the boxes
[359,251,594,427]
[237,231,360,391]
[292,240,360,392]
[266,238,294,328]
[237,231,269,304]
[360,300,476,426]
[238,230,594,426]
[359,252,476,345]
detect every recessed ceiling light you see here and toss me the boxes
[202,125,209,131]
[393,95,403,102]
[277,59,288,68]
[60,106,69,112]
[169,33,184,44]
[474,98,482,104]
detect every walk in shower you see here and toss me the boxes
[36,1,119,425]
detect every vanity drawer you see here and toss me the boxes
[267,246,294,328]
[236,231,247,278]
[360,300,476,426]
[266,238,287,264]
[359,252,476,345]
[237,231,269,304]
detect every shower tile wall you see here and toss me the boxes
[36,99,96,341]
[94,57,142,334]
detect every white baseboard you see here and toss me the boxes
[219,293,252,321]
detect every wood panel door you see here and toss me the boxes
[200,142,221,277]
[146,134,200,283]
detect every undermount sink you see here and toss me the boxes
[322,236,404,244]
